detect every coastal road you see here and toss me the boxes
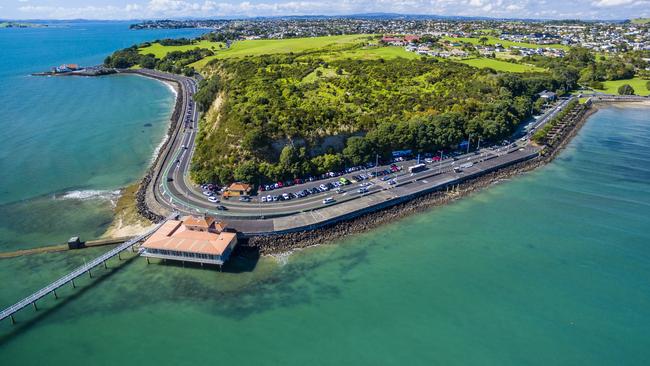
[147,72,575,231]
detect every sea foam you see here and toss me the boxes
[56,189,121,207]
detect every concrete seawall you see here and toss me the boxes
[245,102,594,253]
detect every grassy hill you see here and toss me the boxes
[189,35,372,69]
[459,58,545,73]
[630,18,650,24]
[139,40,224,58]
[191,50,560,184]
[595,77,650,96]
[443,36,569,51]
[132,34,551,74]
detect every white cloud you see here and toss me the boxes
[10,0,650,20]
[593,0,636,6]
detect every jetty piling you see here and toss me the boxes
[0,213,177,325]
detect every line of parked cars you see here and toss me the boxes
[259,163,409,203]
[260,177,353,203]
[259,163,378,193]
[200,183,221,203]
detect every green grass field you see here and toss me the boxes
[595,77,650,96]
[139,40,225,58]
[443,36,569,50]
[189,35,372,69]
[317,46,421,61]
[458,58,545,73]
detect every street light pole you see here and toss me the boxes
[467,134,472,154]
[375,153,379,181]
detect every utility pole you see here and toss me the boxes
[375,153,379,180]
[467,134,472,154]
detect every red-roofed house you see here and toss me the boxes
[140,215,237,268]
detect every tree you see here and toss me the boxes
[478,36,489,46]
[343,136,373,166]
[242,128,267,153]
[233,160,259,183]
[646,80,650,92]
[311,153,343,172]
[617,84,635,95]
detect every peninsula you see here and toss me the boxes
[100,17,650,251]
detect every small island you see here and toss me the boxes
[0,21,47,28]
[32,63,116,77]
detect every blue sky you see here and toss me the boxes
[2,0,649,20]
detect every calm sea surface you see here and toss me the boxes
[1,104,649,364]
[0,21,205,249]
[1,22,650,366]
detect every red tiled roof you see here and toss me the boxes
[142,217,236,255]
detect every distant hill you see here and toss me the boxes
[630,18,650,24]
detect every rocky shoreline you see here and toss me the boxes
[245,101,594,255]
[129,72,184,224]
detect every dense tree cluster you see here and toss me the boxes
[159,38,193,46]
[523,47,637,89]
[191,54,563,184]
[103,39,213,76]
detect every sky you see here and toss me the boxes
[1,0,649,21]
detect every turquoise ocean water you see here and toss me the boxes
[0,21,206,249]
[0,104,649,364]
[1,22,650,365]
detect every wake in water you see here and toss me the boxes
[54,189,121,207]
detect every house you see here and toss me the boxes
[53,64,80,73]
[404,35,420,43]
[381,36,404,46]
[538,90,557,101]
[140,215,238,269]
[223,182,251,197]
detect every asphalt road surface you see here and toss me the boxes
[148,72,574,222]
